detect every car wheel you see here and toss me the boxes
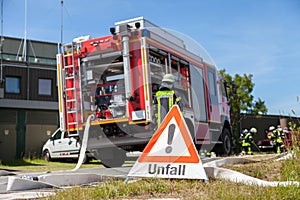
[44,150,52,162]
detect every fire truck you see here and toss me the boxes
[55,17,233,167]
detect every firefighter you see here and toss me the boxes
[240,127,257,155]
[267,125,285,153]
[154,74,181,126]
[240,129,248,155]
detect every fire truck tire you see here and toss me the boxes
[43,150,52,162]
[98,148,126,168]
[185,118,195,141]
[221,128,232,155]
[82,153,89,164]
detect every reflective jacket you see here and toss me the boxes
[268,129,284,144]
[155,90,176,126]
[241,132,253,147]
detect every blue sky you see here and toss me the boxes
[3,0,300,116]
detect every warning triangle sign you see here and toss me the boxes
[127,105,208,180]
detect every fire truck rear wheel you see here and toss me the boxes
[98,148,126,168]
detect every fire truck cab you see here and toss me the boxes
[56,17,233,167]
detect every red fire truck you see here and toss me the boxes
[55,17,233,167]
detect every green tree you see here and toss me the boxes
[219,69,268,152]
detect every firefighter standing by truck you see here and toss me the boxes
[240,127,257,155]
[267,125,285,153]
[154,74,181,126]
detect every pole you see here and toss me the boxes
[60,0,63,44]
[252,141,261,152]
[0,0,4,83]
[22,0,27,62]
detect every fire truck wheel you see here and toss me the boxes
[221,128,232,155]
[43,150,52,162]
[82,153,89,164]
[99,148,126,168]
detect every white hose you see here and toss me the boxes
[203,154,300,187]
[72,114,93,171]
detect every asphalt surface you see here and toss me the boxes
[0,151,142,199]
[0,154,215,199]
[0,165,132,199]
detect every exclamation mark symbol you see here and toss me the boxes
[165,124,175,154]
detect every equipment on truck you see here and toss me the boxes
[54,17,234,167]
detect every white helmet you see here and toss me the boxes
[162,74,175,83]
[269,126,275,131]
[243,129,248,134]
[250,127,257,134]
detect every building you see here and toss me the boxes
[0,36,58,160]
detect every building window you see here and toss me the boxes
[38,78,52,96]
[5,76,21,94]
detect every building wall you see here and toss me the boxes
[25,110,58,158]
[0,109,17,160]
[0,108,58,160]
[1,64,58,101]
[0,36,59,161]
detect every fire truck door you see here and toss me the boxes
[207,68,220,122]
[190,65,207,122]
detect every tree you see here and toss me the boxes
[219,69,268,152]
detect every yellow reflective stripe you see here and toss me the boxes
[169,96,173,109]
[157,98,161,126]
[156,90,174,96]
[156,90,174,126]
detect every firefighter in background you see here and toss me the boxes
[154,74,181,126]
[240,127,257,155]
[267,125,285,153]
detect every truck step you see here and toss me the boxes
[68,122,78,125]
[66,99,76,102]
[65,88,76,91]
[64,65,74,68]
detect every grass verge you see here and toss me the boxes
[0,159,103,172]
[45,177,300,200]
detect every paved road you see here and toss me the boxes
[0,165,132,199]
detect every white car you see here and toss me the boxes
[42,129,92,163]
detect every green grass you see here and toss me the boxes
[44,178,300,200]
[0,158,103,172]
